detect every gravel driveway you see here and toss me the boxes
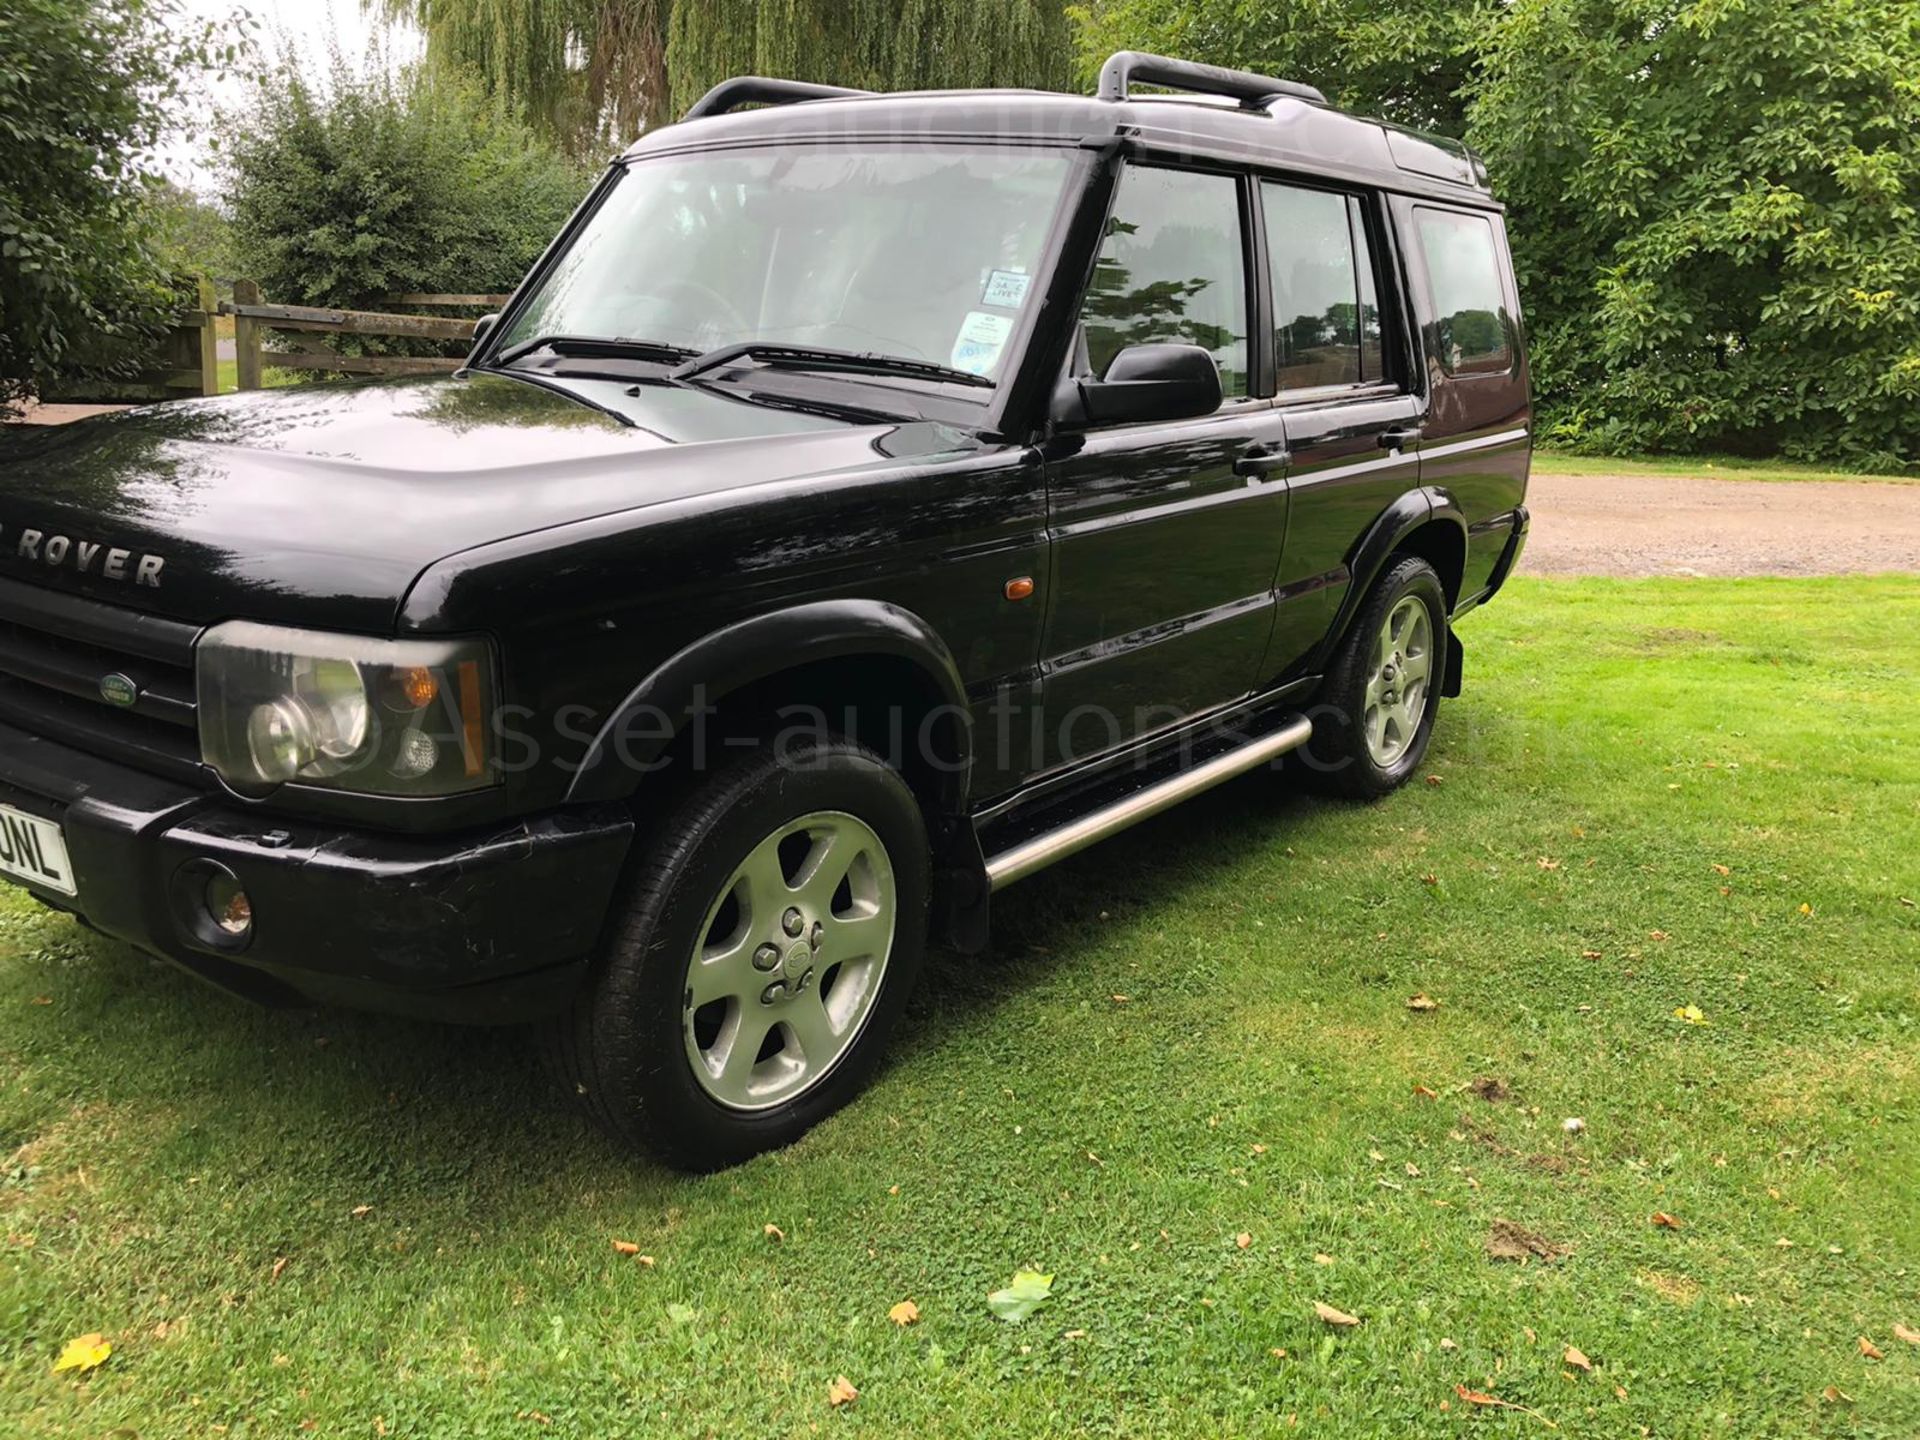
[1522,471,1920,577]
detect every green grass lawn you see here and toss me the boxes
[4,577,1918,1437]
[1531,449,1918,485]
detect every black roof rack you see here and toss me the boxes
[684,76,872,122]
[1097,50,1327,110]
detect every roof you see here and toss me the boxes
[621,87,1496,208]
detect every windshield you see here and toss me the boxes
[497,145,1076,388]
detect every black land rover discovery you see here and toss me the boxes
[0,54,1530,1169]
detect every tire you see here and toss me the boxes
[1293,555,1449,800]
[546,734,930,1170]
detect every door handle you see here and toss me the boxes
[1233,444,1291,478]
[1378,425,1423,451]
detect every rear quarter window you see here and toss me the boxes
[1415,208,1513,377]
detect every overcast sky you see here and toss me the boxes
[158,0,422,194]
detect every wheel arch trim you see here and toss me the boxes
[1327,487,1469,653]
[564,599,973,806]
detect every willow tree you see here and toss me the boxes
[374,0,673,156]
[662,0,1071,111]
[382,0,1072,156]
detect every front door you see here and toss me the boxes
[1037,163,1289,772]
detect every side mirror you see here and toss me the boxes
[471,312,501,349]
[1053,343,1224,429]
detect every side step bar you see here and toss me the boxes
[984,714,1314,891]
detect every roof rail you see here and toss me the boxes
[1097,50,1327,110]
[684,76,872,122]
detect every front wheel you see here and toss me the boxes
[546,736,929,1170]
[1294,555,1449,799]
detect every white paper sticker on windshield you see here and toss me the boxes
[982,269,1033,309]
[951,310,1014,377]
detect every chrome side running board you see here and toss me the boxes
[984,714,1314,891]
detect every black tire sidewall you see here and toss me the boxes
[579,738,929,1169]
[1302,557,1448,798]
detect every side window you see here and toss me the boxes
[1264,182,1370,390]
[1416,208,1512,376]
[1082,166,1249,400]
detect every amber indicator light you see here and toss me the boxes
[1004,576,1036,602]
[398,665,438,709]
[458,660,486,778]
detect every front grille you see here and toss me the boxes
[0,575,206,783]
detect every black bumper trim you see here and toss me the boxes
[0,720,633,1023]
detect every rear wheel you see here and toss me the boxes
[547,735,929,1170]
[1295,555,1449,799]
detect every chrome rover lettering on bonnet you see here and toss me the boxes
[0,525,166,587]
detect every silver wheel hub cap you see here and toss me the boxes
[1364,596,1434,767]
[684,810,896,1112]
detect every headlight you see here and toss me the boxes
[197,622,497,799]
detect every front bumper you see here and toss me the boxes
[0,720,633,1022]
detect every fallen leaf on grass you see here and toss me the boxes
[1439,1337,1457,1350]
[29,995,52,1005]
[1456,1386,1557,1428]
[1412,1084,1439,1100]
[1420,874,1439,887]
[1648,929,1670,942]
[987,1270,1054,1323]
[349,1205,373,1219]
[1651,1212,1683,1231]
[1580,949,1604,961]
[1564,1345,1593,1372]
[612,1240,641,1256]
[1425,774,1444,786]
[1486,1220,1569,1263]
[1313,1301,1361,1327]
[636,1255,656,1268]
[1893,1323,1920,1346]
[1313,1253,1335,1266]
[270,1256,288,1282]
[1537,857,1561,871]
[1407,994,1440,1012]
[1798,903,1813,916]
[888,1300,920,1327]
[827,1375,859,1408]
[1822,1385,1853,1405]
[763,1224,785,1243]
[1858,1336,1884,1360]
[1110,994,1131,1004]
[1672,1006,1709,1026]
[52,1333,111,1374]
[1236,1233,1253,1250]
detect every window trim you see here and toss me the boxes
[1411,203,1517,382]
[1070,157,1264,422]
[1258,176,1410,402]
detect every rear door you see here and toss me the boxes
[1037,163,1290,770]
[1257,182,1425,677]
[1398,201,1532,603]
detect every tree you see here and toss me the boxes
[375,0,1073,157]
[1066,0,1487,134]
[376,0,672,159]
[1473,0,1920,467]
[221,54,591,325]
[0,0,232,413]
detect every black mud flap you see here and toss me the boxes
[1444,629,1465,698]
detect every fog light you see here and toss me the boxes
[205,872,253,938]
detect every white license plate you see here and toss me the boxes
[0,804,77,897]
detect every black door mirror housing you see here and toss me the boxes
[1053,343,1224,429]
[471,312,501,349]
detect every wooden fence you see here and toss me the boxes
[34,277,220,405]
[226,283,510,389]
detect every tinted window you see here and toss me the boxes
[1417,209,1512,375]
[1264,183,1363,389]
[1083,167,1249,399]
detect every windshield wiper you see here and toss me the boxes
[492,334,701,369]
[671,342,994,390]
